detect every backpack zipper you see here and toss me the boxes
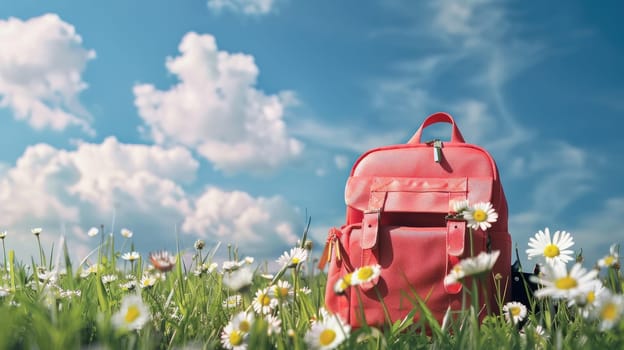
[426,139,443,163]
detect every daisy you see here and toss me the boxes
[265,314,282,336]
[276,247,308,268]
[223,295,242,309]
[444,250,500,286]
[223,267,254,292]
[531,263,598,300]
[270,280,294,303]
[350,264,382,287]
[194,239,205,250]
[222,260,242,272]
[112,294,151,331]
[252,287,278,315]
[120,280,137,291]
[568,280,605,317]
[140,275,157,289]
[221,321,248,350]
[31,227,43,236]
[598,243,619,268]
[503,301,527,325]
[120,228,133,238]
[231,311,255,334]
[149,251,177,272]
[87,227,99,237]
[592,291,624,331]
[463,202,498,230]
[101,274,118,284]
[0,231,6,239]
[526,228,575,266]
[450,199,470,214]
[121,251,140,261]
[305,313,351,350]
[80,264,102,278]
[300,286,312,295]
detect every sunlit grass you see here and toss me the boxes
[0,225,621,349]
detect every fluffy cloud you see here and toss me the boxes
[207,0,276,15]
[0,14,95,134]
[134,32,302,174]
[0,138,301,263]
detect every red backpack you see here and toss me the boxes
[320,112,511,327]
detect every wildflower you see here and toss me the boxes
[140,275,157,289]
[569,280,605,316]
[0,231,7,239]
[265,314,282,336]
[112,294,150,331]
[276,247,308,268]
[305,313,351,350]
[87,227,99,237]
[450,199,470,214]
[120,280,137,291]
[252,287,278,315]
[444,250,500,286]
[300,286,312,295]
[223,267,254,292]
[0,286,11,297]
[270,280,294,303]
[222,260,242,272]
[149,251,177,272]
[503,301,527,324]
[334,273,353,294]
[223,295,242,309]
[59,289,81,298]
[31,227,43,236]
[598,244,619,268]
[80,264,102,278]
[463,202,498,230]
[592,291,624,331]
[121,251,140,261]
[102,274,118,284]
[350,264,382,287]
[120,228,133,238]
[531,263,598,300]
[194,239,205,250]
[221,311,254,350]
[526,228,575,266]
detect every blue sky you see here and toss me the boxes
[0,0,622,269]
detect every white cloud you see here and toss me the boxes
[134,32,302,174]
[0,138,301,263]
[182,187,301,256]
[0,14,95,134]
[207,0,276,15]
[333,155,349,170]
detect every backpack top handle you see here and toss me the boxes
[407,112,466,144]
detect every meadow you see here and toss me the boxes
[0,221,621,350]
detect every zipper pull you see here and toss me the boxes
[432,139,443,163]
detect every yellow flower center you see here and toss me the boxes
[229,330,243,346]
[292,257,300,265]
[319,329,336,346]
[125,305,141,323]
[543,244,560,258]
[554,276,578,290]
[260,294,271,306]
[473,209,487,222]
[510,306,521,317]
[601,303,617,321]
[587,291,596,304]
[453,265,463,274]
[279,287,289,298]
[343,273,352,285]
[357,266,374,281]
[604,256,614,266]
[336,280,348,292]
[239,320,250,332]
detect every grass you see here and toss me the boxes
[0,227,621,350]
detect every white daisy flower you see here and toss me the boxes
[223,267,254,292]
[598,243,619,268]
[101,274,118,284]
[503,301,527,324]
[252,287,278,315]
[305,313,351,350]
[592,291,624,331]
[222,260,242,272]
[121,251,140,261]
[230,311,254,334]
[140,275,157,289]
[299,286,312,295]
[531,263,598,300]
[31,227,43,236]
[444,250,500,286]
[120,228,133,238]
[276,247,308,268]
[80,264,102,278]
[270,280,294,303]
[568,280,606,317]
[265,314,282,336]
[526,228,575,266]
[450,199,470,214]
[120,280,137,291]
[333,274,352,295]
[112,294,150,331]
[221,321,248,350]
[87,227,99,237]
[223,295,242,309]
[463,202,498,231]
[0,230,6,239]
[149,251,177,272]
[350,264,382,287]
